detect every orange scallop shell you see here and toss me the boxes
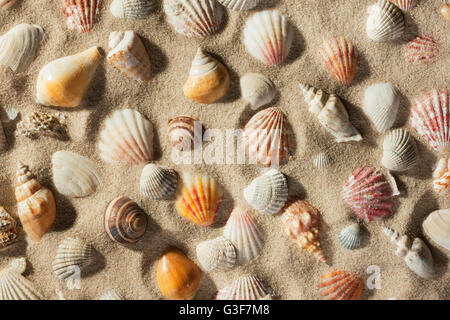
[319,270,364,300]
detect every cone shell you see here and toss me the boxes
[110,0,156,20]
[0,258,44,300]
[0,207,19,251]
[441,3,450,20]
[107,31,151,82]
[167,116,203,151]
[36,46,102,107]
[319,270,364,300]
[98,108,154,165]
[52,238,94,280]
[156,246,202,300]
[389,0,416,10]
[217,0,261,11]
[216,276,271,300]
[0,0,18,10]
[423,209,450,251]
[313,151,333,169]
[61,0,103,33]
[223,208,264,265]
[140,164,178,200]
[100,288,126,300]
[240,73,276,110]
[432,158,450,196]
[382,129,417,171]
[196,236,236,272]
[338,223,364,250]
[15,162,56,242]
[366,0,405,42]
[175,172,223,226]
[404,36,439,65]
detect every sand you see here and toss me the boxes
[0,0,449,300]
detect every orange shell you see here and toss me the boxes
[319,270,364,300]
[61,0,102,33]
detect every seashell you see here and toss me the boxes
[110,0,156,20]
[299,83,362,143]
[15,162,56,242]
[61,0,103,33]
[0,207,19,251]
[363,82,400,133]
[98,108,154,165]
[104,196,148,245]
[217,0,261,11]
[240,73,276,110]
[342,166,395,222]
[223,208,264,265]
[140,164,178,200]
[107,31,151,82]
[319,270,364,300]
[16,111,68,140]
[36,46,102,108]
[175,172,223,226]
[0,0,18,10]
[156,246,202,300]
[243,107,291,166]
[0,120,6,151]
[366,0,405,42]
[196,236,236,272]
[338,223,364,250]
[0,258,44,300]
[410,88,450,155]
[167,116,203,151]
[281,198,326,262]
[52,151,100,198]
[52,238,94,280]
[0,24,44,73]
[243,10,293,66]
[441,3,450,20]
[381,129,417,171]
[404,36,439,65]
[183,48,230,104]
[313,151,333,169]
[100,289,126,300]
[216,276,271,300]
[389,0,416,10]
[423,209,450,251]
[163,0,223,38]
[243,169,288,215]
[317,36,358,86]
[432,158,450,196]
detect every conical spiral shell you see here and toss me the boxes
[216,276,271,300]
[167,116,203,151]
[196,236,236,272]
[432,158,450,196]
[52,238,94,280]
[0,258,44,300]
[404,36,439,65]
[240,73,276,110]
[423,209,450,251]
[313,151,333,169]
[217,0,261,11]
[61,0,103,33]
[319,270,364,300]
[0,207,18,251]
[338,223,364,250]
[382,129,417,171]
[389,0,416,10]
[100,288,126,300]
[366,0,405,42]
[110,0,156,20]
[140,164,178,200]
[0,0,18,10]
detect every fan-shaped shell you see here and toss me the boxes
[0,0,18,10]
[338,223,364,250]
[222,208,264,265]
[381,129,417,171]
[441,3,450,20]
[0,207,18,251]
[319,270,364,300]
[61,0,103,33]
[313,151,333,169]
[432,158,450,196]
[389,0,416,10]
[243,10,293,66]
[217,0,261,11]
[196,236,236,272]
[216,276,271,300]
[140,164,178,200]
[98,108,154,165]
[423,209,450,251]
[240,73,276,110]
[110,0,156,20]
[366,0,405,42]
[404,36,439,65]
[53,238,94,280]
[100,289,126,300]
[167,116,203,151]
[0,258,44,300]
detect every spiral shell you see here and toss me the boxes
[404,36,439,65]
[61,0,103,33]
[100,288,126,300]
[167,116,203,151]
[140,164,178,200]
[366,0,405,42]
[313,151,333,169]
[216,276,271,300]
[432,158,450,196]
[389,0,416,10]
[110,0,156,20]
[338,223,364,250]
[196,236,236,272]
[381,129,417,171]
[0,207,19,251]
[423,209,450,251]
[319,270,364,300]
[217,0,261,11]
[0,258,44,300]
[52,238,94,280]
[240,73,276,110]
[0,0,18,10]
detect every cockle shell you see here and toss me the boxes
[0,24,44,73]
[52,238,94,280]
[342,166,395,222]
[404,36,439,65]
[313,151,333,169]
[163,0,223,38]
[243,107,291,167]
[299,83,362,143]
[410,88,450,155]
[167,116,203,151]
[240,73,276,110]
[0,0,18,10]
[243,10,293,66]
[16,111,68,140]
[156,246,202,300]
[423,209,450,251]
[196,236,236,272]
[0,258,44,300]
[338,223,364,250]
[223,208,264,265]
[110,0,156,20]
[175,172,223,226]
[0,207,18,251]
[140,164,178,200]
[100,289,126,300]
[432,158,450,196]
[318,37,358,86]
[217,0,262,11]
[36,46,102,108]
[98,108,154,165]
[441,3,450,20]
[107,31,151,82]
[319,270,364,300]
[61,0,103,33]
[15,162,56,242]
[389,0,416,10]
[216,276,271,300]
[382,129,417,171]
[366,0,405,42]
[243,169,288,215]
[52,151,101,198]
[183,48,230,104]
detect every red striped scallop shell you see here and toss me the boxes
[319,270,364,300]
[61,0,103,33]
[404,36,439,65]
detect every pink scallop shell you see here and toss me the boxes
[404,36,439,65]
[61,0,103,33]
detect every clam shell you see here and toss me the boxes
[110,0,156,20]
[16,111,68,140]
[167,116,203,151]
[389,0,416,10]
[432,158,450,196]
[52,238,94,280]
[61,0,103,33]
[196,236,236,272]
[140,164,178,200]
[366,0,405,42]
[243,10,293,66]
[404,36,439,65]
[313,151,333,169]
[217,0,261,11]
[319,270,364,300]
[100,289,126,300]
[382,129,417,171]
[216,276,271,300]
[338,223,364,250]
[423,209,450,251]
[441,3,450,20]
[0,258,44,300]
[0,207,18,251]
[240,73,276,110]
[0,0,18,10]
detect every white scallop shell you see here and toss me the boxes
[196,236,236,272]
[140,164,178,200]
[423,209,450,251]
[313,151,333,169]
[363,83,400,133]
[0,0,18,10]
[217,0,262,11]
[216,276,271,300]
[240,73,276,110]
[110,0,156,20]
[100,288,126,300]
[366,0,405,42]
[338,223,364,250]
[52,238,94,280]
[243,169,288,215]
[382,129,417,171]
[0,258,44,300]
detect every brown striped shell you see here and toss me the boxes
[167,116,203,151]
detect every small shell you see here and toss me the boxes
[0,207,19,251]
[217,0,261,11]
[16,111,68,140]
[196,236,236,272]
[52,238,94,280]
[140,164,178,200]
[167,116,203,151]
[319,270,364,300]
[382,129,417,171]
[61,0,103,33]
[110,0,156,20]
[389,0,417,10]
[240,73,276,110]
[100,288,126,300]
[223,208,264,265]
[0,0,18,10]
[243,10,293,66]
[313,151,333,169]
[366,0,405,42]
[423,209,450,251]
[441,3,450,20]
[432,158,450,196]
[243,169,288,215]
[404,36,439,65]
[0,258,44,300]
[338,223,364,250]
[216,276,271,300]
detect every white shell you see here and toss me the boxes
[0,24,44,73]
[223,208,264,265]
[243,169,288,215]
[100,288,126,300]
[423,209,450,251]
[338,223,364,250]
[363,83,400,133]
[366,0,405,42]
[217,0,261,11]
[382,129,417,171]
[52,238,94,280]
[52,151,101,198]
[0,258,44,300]
[313,151,333,169]
[240,73,276,110]
[0,0,18,10]
[110,0,156,20]
[216,276,271,300]
[139,164,178,200]
[196,236,236,272]
[432,158,450,196]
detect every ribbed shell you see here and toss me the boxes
[382,129,417,171]
[240,73,276,110]
[110,0,156,20]
[0,258,44,300]
[0,207,18,250]
[366,0,405,42]
[389,0,416,10]
[100,289,126,300]
[140,164,178,200]
[167,116,203,151]
[61,0,103,33]
[0,0,18,10]
[196,236,236,272]
[319,270,364,300]
[313,151,333,169]
[432,158,450,196]
[423,209,450,251]
[404,36,439,65]
[338,223,364,250]
[52,238,94,280]
[217,0,261,11]
[216,276,271,300]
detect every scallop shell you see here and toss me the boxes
[0,207,18,251]
[313,151,333,169]
[216,276,271,300]
[410,88,450,155]
[381,129,417,171]
[52,238,94,280]
[0,24,44,73]
[183,48,230,104]
[0,258,44,300]
[222,208,264,265]
[167,116,203,151]
[243,10,293,66]
[299,83,362,143]
[61,0,103,33]
[16,111,68,140]
[100,289,126,300]
[432,158,450,196]
[318,36,358,86]
[140,164,178,200]
[338,223,364,250]
[243,107,291,167]
[389,0,416,10]
[196,236,236,272]
[363,82,400,133]
[217,0,261,11]
[240,73,276,110]
[163,0,223,38]
[423,209,450,251]
[404,36,439,65]
[366,0,405,42]
[107,31,151,82]
[175,172,223,226]
[319,270,364,300]
[243,169,288,215]
[98,108,154,165]
[0,0,18,10]
[441,3,450,20]
[104,196,148,244]
[342,166,395,222]
[110,0,156,20]
[52,151,101,198]
[36,46,102,108]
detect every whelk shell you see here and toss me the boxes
[313,151,333,169]
[61,0,103,33]
[140,164,178,200]
[432,158,450,196]
[100,288,126,300]
[423,209,450,251]
[196,236,236,272]
[319,270,364,300]
[0,207,19,251]
[366,0,405,42]
[167,116,203,151]
[16,111,68,140]
[404,36,439,65]
[389,0,416,10]
[216,276,271,300]
[240,73,276,110]
[0,0,18,10]
[338,223,364,250]
[382,129,417,171]
[110,0,156,20]
[217,0,262,11]
[0,258,44,300]
[52,238,95,280]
